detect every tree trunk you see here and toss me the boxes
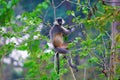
[110,21,120,80]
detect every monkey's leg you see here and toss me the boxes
[54,47,69,54]
[67,54,78,72]
[54,47,78,71]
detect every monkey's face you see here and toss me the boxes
[57,19,62,25]
[54,18,65,26]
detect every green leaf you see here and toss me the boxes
[11,0,19,6]
[71,11,75,17]
[2,32,15,38]
[7,1,12,8]
[66,10,75,17]
[82,6,88,14]
[72,18,76,22]
[24,60,34,67]
[42,2,49,9]
[96,1,105,13]
[28,40,40,53]
[66,10,71,16]
[68,42,75,48]
[80,51,88,57]
[17,44,28,50]
[88,57,99,63]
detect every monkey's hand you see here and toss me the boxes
[71,28,75,32]
[67,27,75,32]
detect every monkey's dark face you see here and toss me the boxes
[57,18,62,25]
[54,18,65,26]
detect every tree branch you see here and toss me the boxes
[55,0,66,8]
[52,0,56,20]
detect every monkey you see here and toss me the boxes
[49,17,71,53]
[49,17,74,53]
[49,17,78,73]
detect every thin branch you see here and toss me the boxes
[70,47,96,51]
[67,54,76,80]
[87,50,103,67]
[88,49,104,64]
[88,0,96,18]
[52,0,56,20]
[16,78,43,80]
[70,47,104,66]
[43,8,50,22]
[55,0,66,8]
[39,16,52,27]
[97,11,105,15]
[105,31,112,40]
[102,36,107,58]
[67,0,83,7]
[84,67,86,80]
[102,0,120,3]
[67,0,91,10]
[69,66,76,80]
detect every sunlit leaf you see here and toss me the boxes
[88,57,99,63]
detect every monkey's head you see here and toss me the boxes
[54,17,65,26]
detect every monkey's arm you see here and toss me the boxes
[61,26,72,35]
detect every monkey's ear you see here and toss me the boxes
[54,20,59,25]
[62,19,65,24]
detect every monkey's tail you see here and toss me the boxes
[56,52,60,75]
[54,52,60,80]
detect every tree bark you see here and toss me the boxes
[110,21,120,80]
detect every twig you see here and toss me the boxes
[67,0,83,7]
[43,8,50,22]
[55,0,66,8]
[105,31,112,40]
[52,0,56,20]
[69,66,76,80]
[39,15,52,27]
[84,67,86,80]
[16,78,43,80]
[67,53,76,80]
[102,0,120,3]
[88,0,96,18]
[97,11,105,15]
[70,47,96,51]
[102,36,107,58]
[67,0,92,10]
[88,49,104,65]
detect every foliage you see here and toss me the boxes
[0,0,19,26]
[0,0,120,80]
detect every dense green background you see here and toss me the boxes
[0,0,120,80]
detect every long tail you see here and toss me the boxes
[54,52,60,79]
[56,52,60,75]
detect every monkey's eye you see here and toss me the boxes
[58,19,62,22]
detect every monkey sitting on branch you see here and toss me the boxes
[49,17,78,74]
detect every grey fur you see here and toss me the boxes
[49,18,78,71]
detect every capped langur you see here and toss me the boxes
[49,17,78,73]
